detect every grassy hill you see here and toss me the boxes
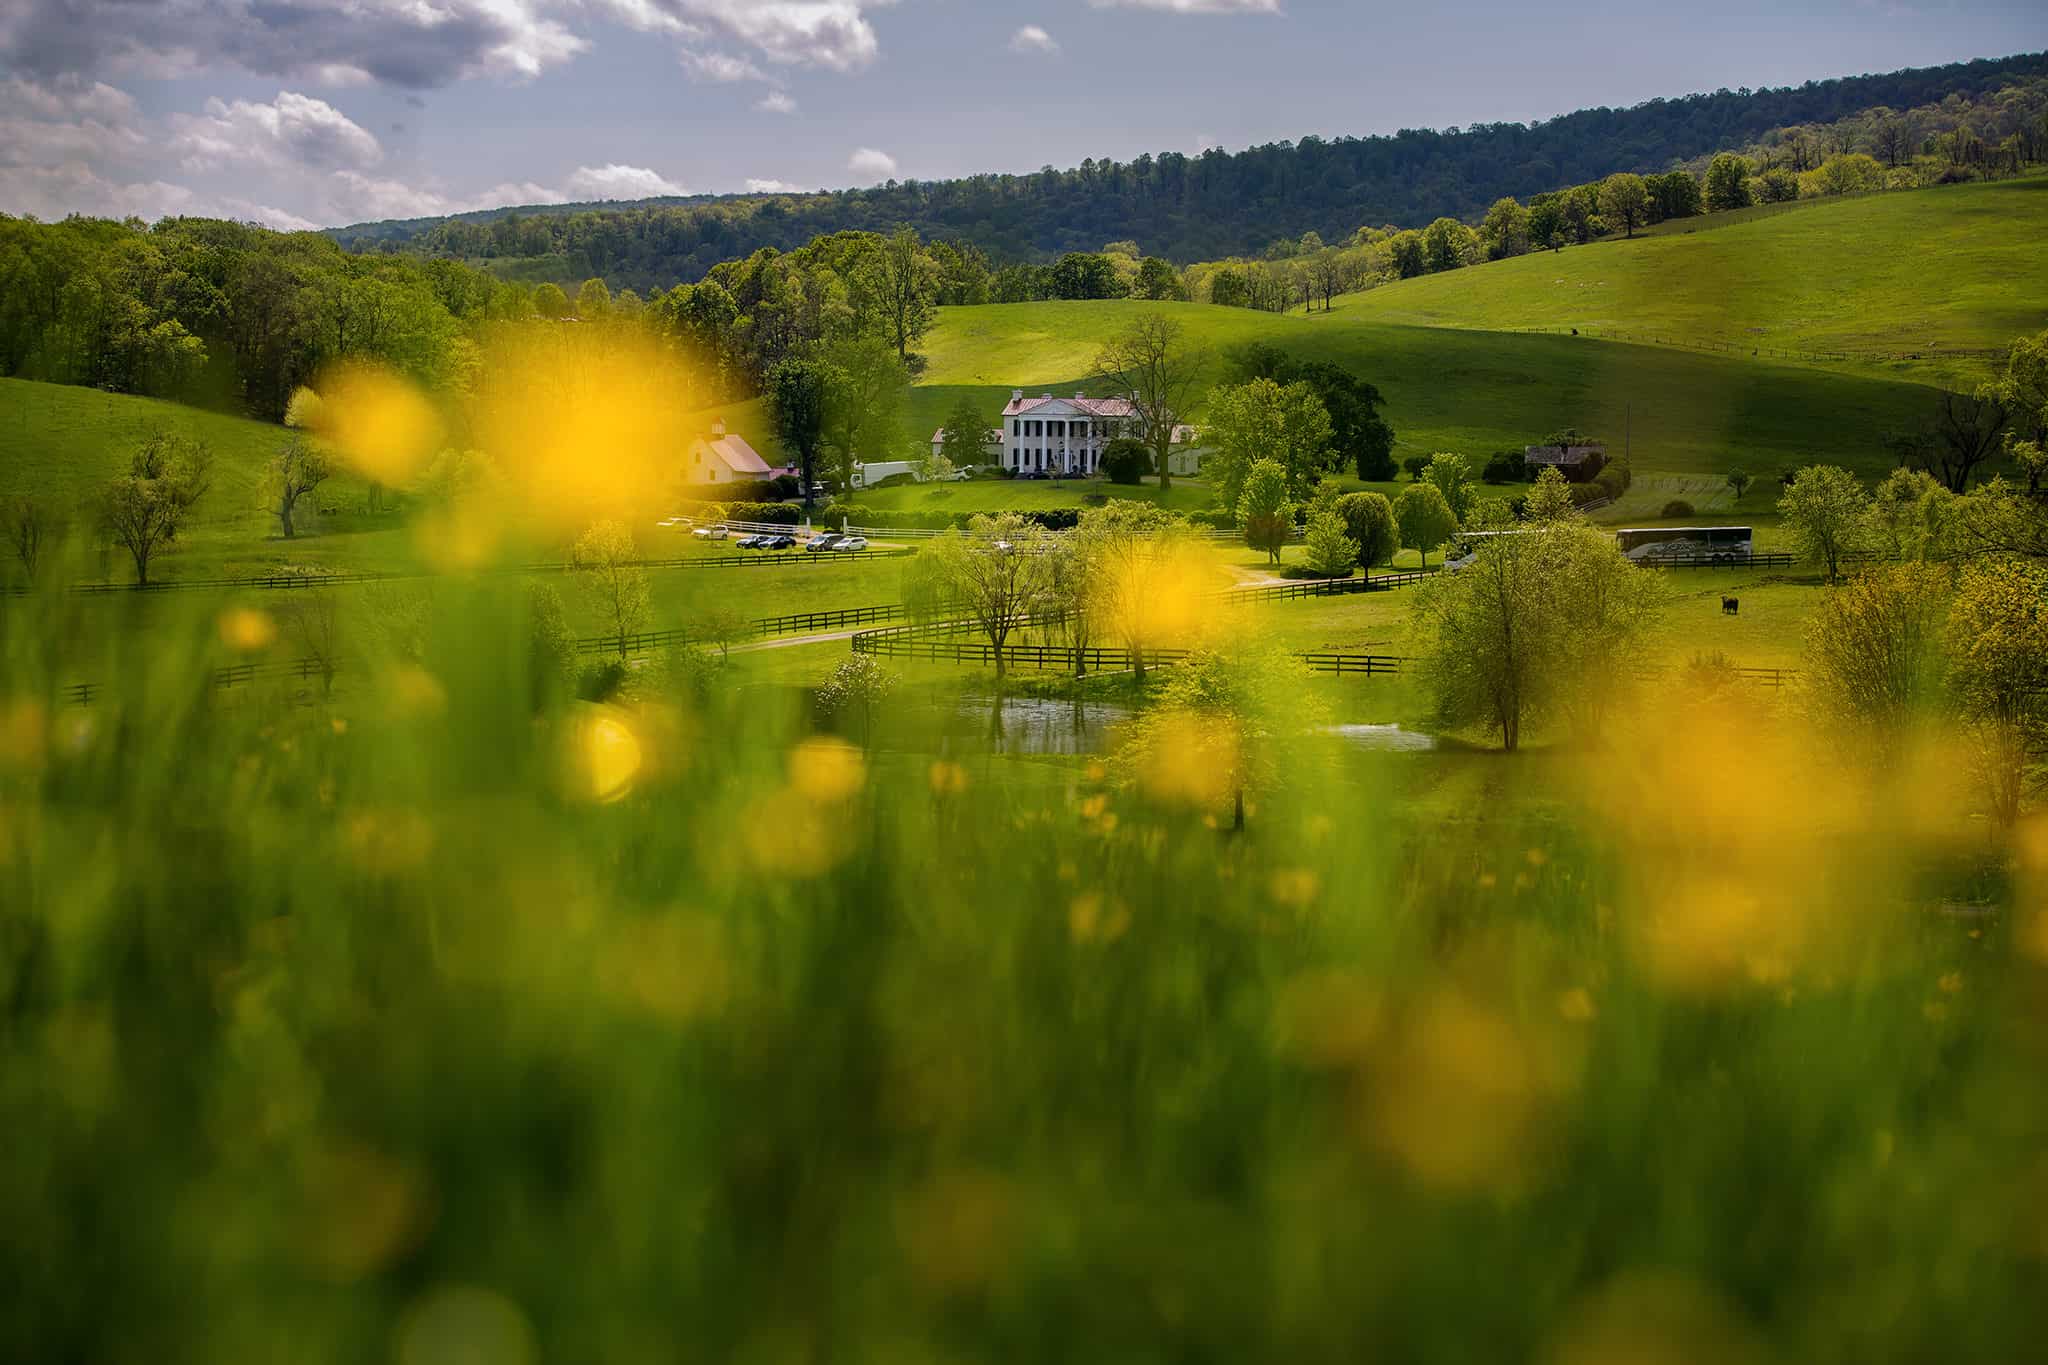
[0,378,402,578]
[1314,177,2048,387]
[710,301,1950,487]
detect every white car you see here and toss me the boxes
[946,469,972,481]
[834,536,869,552]
[692,524,729,540]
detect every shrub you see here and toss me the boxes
[765,474,802,500]
[1662,500,1696,518]
[1403,454,1431,480]
[1594,464,1629,501]
[1099,438,1154,485]
[678,499,803,526]
[576,659,628,703]
[1567,482,1608,507]
[1481,451,1526,485]
[1082,493,1108,507]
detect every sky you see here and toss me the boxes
[0,0,2042,231]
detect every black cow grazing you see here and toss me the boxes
[1722,596,1740,616]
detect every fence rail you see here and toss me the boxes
[1494,322,2004,367]
[1636,551,1796,570]
[1223,569,1437,604]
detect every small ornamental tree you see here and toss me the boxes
[1303,507,1359,578]
[1394,481,1456,567]
[1237,459,1293,565]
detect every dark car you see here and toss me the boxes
[806,532,843,552]
[765,534,796,550]
[735,533,765,549]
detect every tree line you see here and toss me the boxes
[0,214,529,421]
[1185,76,2048,313]
[333,52,2048,288]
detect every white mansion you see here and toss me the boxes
[1001,391,1132,475]
[993,390,1203,476]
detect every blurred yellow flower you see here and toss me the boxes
[788,737,865,803]
[564,705,642,805]
[928,759,969,795]
[386,666,447,720]
[1269,868,1321,907]
[0,698,47,773]
[217,607,277,652]
[310,360,445,490]
[1069,893,1130,945]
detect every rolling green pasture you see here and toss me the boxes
[1319,176,2048,387]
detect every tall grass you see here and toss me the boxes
[3,568,2043,1363]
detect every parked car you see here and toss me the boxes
[806,532,843,553]
[946,468,973,481]
[735,533,766,549]
[764,534,796,550]
[692,523,728,540]
[834,536,869,552]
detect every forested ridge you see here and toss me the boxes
[333,51,2048,288]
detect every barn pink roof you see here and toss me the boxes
[696,433,771,475]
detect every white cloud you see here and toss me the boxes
[679,48,766,82]
[1008,25,1059,55]
[846,146,897,182]
[745,177,798,193]
[756,89,798,114]
[0,1,591,90]
[168,91,384,174]
[466,181,570,210]
[0,161,196,221]
[566,162,687,200]
[587,1,891,72]
[1088,0,1281,11]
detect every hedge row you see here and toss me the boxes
[678,500,805,525]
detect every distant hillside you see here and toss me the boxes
[333,51,2047,288]
[1322,175,2048,388]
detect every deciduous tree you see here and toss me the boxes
[1394,481,1456,567]
[768,355,833,508]
[1336,491,1397,569]
[1093,313,1207,494]
[1597,173,1650,238]
[271,435,331,540]
[1778,464,1871,583]
[1204,378,1336,508]
[96,430,211,586]
[1946,558,2048,825]
[573,519,651,657]
[1238,459,1293,565]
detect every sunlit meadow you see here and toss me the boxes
[5,340,2047,1365]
